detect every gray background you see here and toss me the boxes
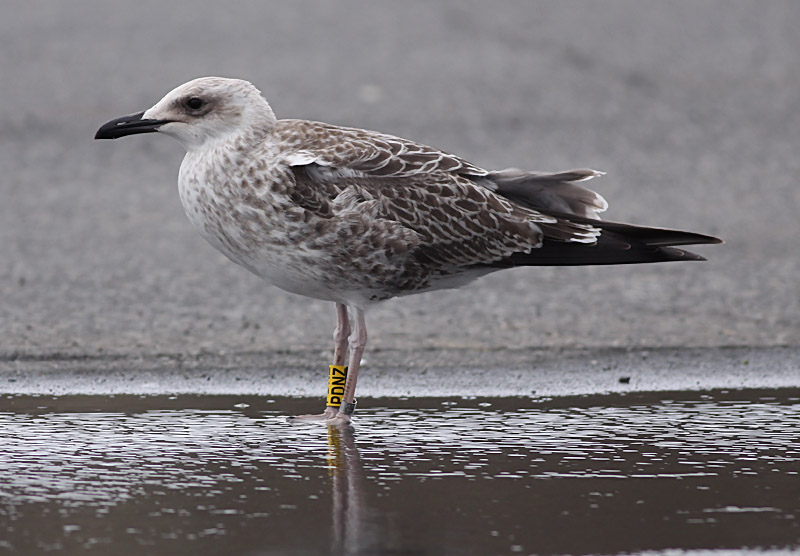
[2,1,799,366]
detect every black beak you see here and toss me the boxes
[94,111,173,140]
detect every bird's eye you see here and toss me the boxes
[186,97,204,110]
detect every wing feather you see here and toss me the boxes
[275,119,606,274]
[277,119,487,178]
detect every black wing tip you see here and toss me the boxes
[491,232,717,268]
[600,224,723,248]
[669,232,723,247]
[661,247,708,262]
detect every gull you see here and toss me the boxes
[95,77,721,425]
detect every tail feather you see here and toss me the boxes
[482,168,721,267]
[486,168,609,219]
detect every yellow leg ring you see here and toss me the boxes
[326,365,348,407]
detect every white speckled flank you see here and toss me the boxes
[96,76,721,423]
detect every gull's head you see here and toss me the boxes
[95,77,276,150]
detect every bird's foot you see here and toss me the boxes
[286,407,353,427]
[287,406,338,423]
[323,412,352,427]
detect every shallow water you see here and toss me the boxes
[0,389,798,555]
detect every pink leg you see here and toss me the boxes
[289,303,350,422]
[326,307,366,426]
[332,303,350,366]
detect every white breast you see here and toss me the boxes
[177,150,349,303]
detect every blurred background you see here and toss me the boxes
[2,0,798,361]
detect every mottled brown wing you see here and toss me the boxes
[277,119,488,179]
[290,164,599,273]
[278,118,602,271]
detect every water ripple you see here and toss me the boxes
[0,390,798,555]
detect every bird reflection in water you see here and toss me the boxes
[326,425,367,555]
